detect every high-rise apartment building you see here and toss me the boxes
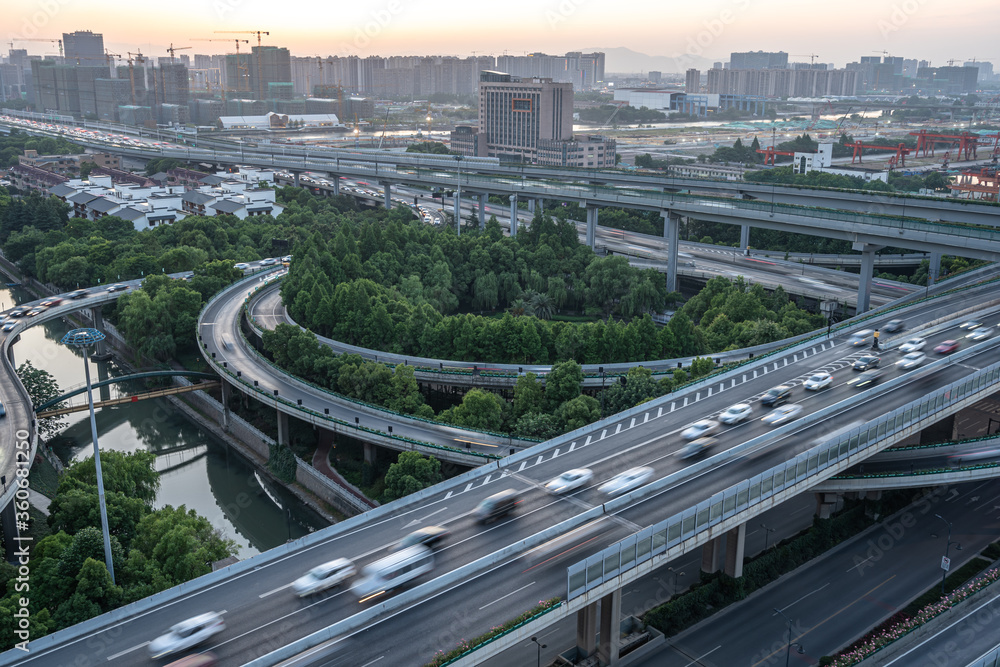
[226,46,291,99]
[62,31,104,67]
[685,69,700,92]
[495,52,604,90]
[728,51,788,70]
[707,66,858,97]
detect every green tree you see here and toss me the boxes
[383,451,443,501]
[17,360,67,437]
[545,360,583,410]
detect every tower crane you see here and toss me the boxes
[214,30,270,98]
[9,38,63,57]
[792,53,820,66]
[191,38,249,96]
[127,52,146,108]
[166,44,191,62]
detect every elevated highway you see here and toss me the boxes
[7,275,1000,666]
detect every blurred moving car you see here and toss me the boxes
[718,403,753,424]
[896,352,926,370]
[934,340,960,354]
[883,319,905,334]
[959,319,983,330]
[233,263,250,270]
[761,404,804,426]
[803,372,833,391]
[106,283,128,292]
[148,612,225,659]
[474,489,520,523]
[760,385,793,407]
[545,468,594,494]
[852,356,880,371]
[967,327,993,341]
[898,337,926,353]
[681,419,720,440]
[848,330,873,346]
[849,370,883,388]
[679,437,716,459]
[599,467,654,496]
[395,526,450,551]
[292,558,356,596]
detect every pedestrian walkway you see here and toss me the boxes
[28,489,51,516]
[312,439,378,509]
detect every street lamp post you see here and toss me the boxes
[761,522,776,552]
[667,566,685,597]
[774,608,804,667]
[454,154,463,236]
[599,366,606,418]
[530,636,546,667]
[61,328,116,585]
[935,514,962,595]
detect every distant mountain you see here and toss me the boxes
[580,46,716,75]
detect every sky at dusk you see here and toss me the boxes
[5,0,996,72]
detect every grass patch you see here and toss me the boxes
[28,452,60,498]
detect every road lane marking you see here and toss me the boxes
[569,442,576,452]
[773,583,830,613]
[360,658,384,667]
[106,642,149,661]
[683,646,721,666]
[479,581,536,609]
[259,582,295,598]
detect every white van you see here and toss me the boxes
[351,546,434,600]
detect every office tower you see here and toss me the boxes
[62,31,105,67]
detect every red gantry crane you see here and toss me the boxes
[845,140,911,167]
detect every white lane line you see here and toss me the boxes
[479,581,536,610]
[445,491,453,499]
[259,582,295,598]
[742,374,747,382]
[535,456,544,465]
[630,418,636,428]
[405,507,449,528]
[683,646,722,666]
[601,429,607,439]
[657,407,663,417]
[643,413,649,423]
[615,424,622,434]
[569,442,576,452]
[464,483,473,492]
[483,474,492,484]
[552,450,559,459]
[585,435,592,446]
[683,397,688,407]
[846,556,874,573]
[706,388,712,397]
[106,643,149,661]
[670,402,676,412]
[361,657,385,667]
[696,392,701,401]
[774,583,830,613]
[518,461,526,472]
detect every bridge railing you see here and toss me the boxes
[566,338,1000,601]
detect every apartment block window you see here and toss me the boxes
[511,98,532,111]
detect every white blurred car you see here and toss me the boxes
[967,327,993,341]
[233,262,250,270]
[545,469,594,494]
[259,258,278,266]
[681,419,720,440]
[896,352,926,370]
[598,467,654,496]
[679,437,716,459]
[898,337,926,353]
[148,612,225,659]
[292,558,356,596]
[718,403,753,425]
[803,372,833,391]
[761,404,804,426]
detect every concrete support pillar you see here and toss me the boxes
[478,194,487,229]
[597,589,622,665]
[293,172,300,188]
[724,523,746,579]
[662,210,680,294]
[576,600,598,659]
[221,382,232,432]
[928,252,942,285]
[528,198,536,214]
[701,535,722,574]
[852,242,882,315]
[586,204,599,250]
[740,224,751,250]
[97,361,111,403]
[1,500,20,564]
[364,442,377,466]
[90,307,111,360]
[509,195,519,237]
[331,177,340,196]
[815,492,841,520]
[383,183,391,209]
[277,410,289,447]
[535,198,544,215]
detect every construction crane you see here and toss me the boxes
[215,30,270,98]
[792,53,820,66]
[9,37,63,57]
[166,44,191,62]
[104,50,121,69]
[192,38,249,95]
[126,52,145,108]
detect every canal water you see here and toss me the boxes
[1,283,327,558]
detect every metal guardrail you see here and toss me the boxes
[967,644,1000,667]
[566,337,1000,601]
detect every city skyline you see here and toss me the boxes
[6,0,998,73]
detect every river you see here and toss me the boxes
[1,283,328,558]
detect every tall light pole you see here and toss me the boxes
[530,636,546,667]
[934,514,962,595]
[773,607,804,667]
[761,522,776,552]
[454,154,464,236]
[62,328,116,585]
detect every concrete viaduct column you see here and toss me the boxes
[702,523,747,578]
[509,195,519,237]
[478,194,487,230]
[89,307,111,360]
[852,242,882,314]
[382,183,391,210]
[928,251,942,285]
[1,500,20,564]
[221,381,232,432]
[528,199,535,215]
[535,198,544,215]
[661,210,680,294]
[277,410,289,447]
[576,600,598,659]
[586,204,599,250]
[293,172,301,188]
[364,442,377,467]
[740,224,751,250]
[331,176,340,196]
[597,589,622,665]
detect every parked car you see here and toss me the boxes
[395,526,450,551]
[599,467,654,496]
[934,340,960,355]
[681,419,720,440]
[896,352,926,370]
[718,403,753,425]
[803,372,831,391]
[761,404,804,426]
[545,468,594,494]
[291,558,356,596]
[898,337,926,353]
[853,356,881,371]
[760,385,793,407]
[148,612,226,659]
